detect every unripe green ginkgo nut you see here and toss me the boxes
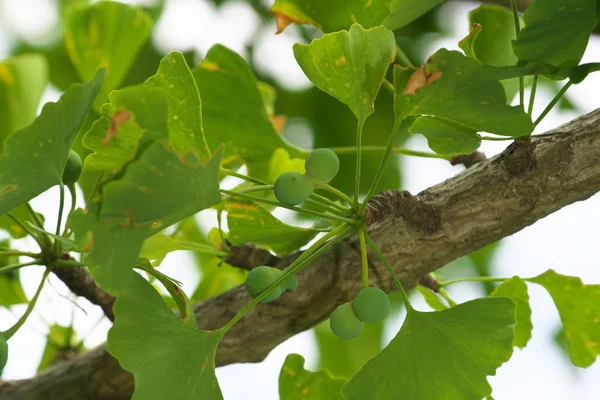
[62,150,83,185]
[352,287,391,323]
[304,148,340,184]
[0,333,8,373]
[330,302,364,340]
[274,171,313,206]
[245,266,284,303]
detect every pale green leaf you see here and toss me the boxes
[0,240,27,306]
[193,45,301,180]
[294,24,396,125]
[416,285,448,311]
[37,324,84,372]
[530,270,600,367]
[0,70,104,215]
[513,0,599,67]
[144,52,211,161]
[343,298,516,400]
[65,1,152,109]
[279,354,346,399]
[491,276,533,349]
[409,116,481,155]
[226,200,318,255]
[0,54,48,150]
[107,273,224,400]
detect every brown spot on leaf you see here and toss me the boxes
[201,359,208,371]
[103,110,131,145]
[271,115,287,133]
[201,61,220,72]
[403,67,443,95]
[335,56,347,66]
[1,184,18,195]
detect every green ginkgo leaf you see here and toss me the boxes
[0,69,104,216]
[491,276,533,349]
[416,285,448,311]
[0,240,28,306]
[107,273,224,400]
[193,45,301,180]
[343,298,516,400]
[394,49,533,137]
[384,0,446,31]
[226,200,318,255]
[270,0,391,33]
[409,116,481,155]
[0,54,48,150]
[144,52,211,161]
[279,354,346,399]
[294,24,396,125]
[65,1,152,109]
[512,0,599,68]
[530,270,600,367]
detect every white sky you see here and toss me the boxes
[0,0,599,399]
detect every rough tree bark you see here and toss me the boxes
[1,108,600,399]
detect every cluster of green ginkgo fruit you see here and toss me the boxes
[245,266,299,302]
[274,148,340,206]
[330,287,390,340]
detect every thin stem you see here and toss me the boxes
[438,287,457,307]
[439,276,509,286]
[534,81,573,126]
[509,0,524,108]
[480,136,515,141]
[365,233,414,312]
[382,79,394,95]
[358,226,369,288]
[0,250,40,258]
[221,225,353,332]
[62,184,77,237]
[3,268,51,339]
[528,74,539,116]
[303,198,349,218]
[220,189,360,225]
[396,45,414,67]
[0,259,42,273]
[232,185,273,194]
[220,168,266,186]
[353,120,366,209]
[359,121,402,215]
[7,212,44,249]
[330,145,451,160]
[85,172,104,205]
[25,203,45,230]
[318,184,354,206]
[55,184,65,254]
[217,204,226,246]
[309,193,351,213]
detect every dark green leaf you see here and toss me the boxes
[416,285,448,311]
[384,0,446,31]
[491,276,533,349]
[409,116,481,155]
[394,49,533,136]
[0,70,104,216]
[271,0,392,33]
[343,298,516,400]
[530,269,600,367]
[193,45,301,180]
[65,1,152,109]
[513,0,599,67]
[279,353,346,399]
[294,24,396,125]
[0,54,48,149]
[107,273,224,400]
[226,200,318,255]
[144,52,211,161]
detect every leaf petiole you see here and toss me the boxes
[357,226,369,288]
[0,259,43,274]
[55,184,66,254]
[329,145,451,160]
[534,81,573,126]
[6,212,45,249]
[3,268,51,339]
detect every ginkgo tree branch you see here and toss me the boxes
[1,108,600,400]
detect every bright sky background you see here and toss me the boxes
[0,0,599,399]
